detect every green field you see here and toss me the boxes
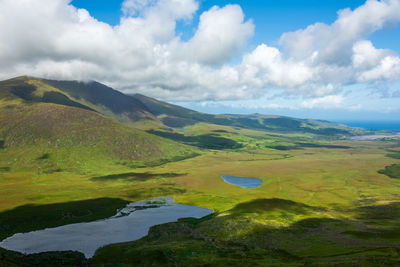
[1,123,400,266]
[1,77,400,266]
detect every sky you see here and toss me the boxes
[1,0,400,122]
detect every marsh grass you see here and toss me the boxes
[0,110,400,265]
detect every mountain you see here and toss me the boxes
[0,74,363,171]
[0,76,196,174]
[43,79,155,123]
[132,93,217,127]
[1,75,359,136]
[132,94,359,136]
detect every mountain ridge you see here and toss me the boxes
[131,92,359,136]
[1,76,364,136]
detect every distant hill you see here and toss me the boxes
[0,76,196,173]
[132,93,217,127]
[132,94,357,136]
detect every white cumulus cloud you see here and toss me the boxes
[301,95,345,109]
[0,0,399,102]
[183,5,254,65]
[280,0,400,64]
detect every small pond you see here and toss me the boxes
[0,197,213,258]
[173,127,191,131]
[221,175,263,188]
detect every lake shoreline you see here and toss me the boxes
[221,175,263,188]
[0,197,213,258]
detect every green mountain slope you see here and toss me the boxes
[133,93,217,127]
[0,77,196,174]
[42,79,156,123]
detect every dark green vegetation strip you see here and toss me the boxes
[265,142,351,151]
[0,198,129,241]
[296,142,351,149]
[11,84,95,112]
[379,164,400,179]
[355,202,400,220]
[161,116,196,128]
[148,131,243,150]
[264,144,298,150]
[119,152,200,169]
[386,151,400,159]
[44,79,151,119]
[41,91,96,112]
[36,153,50,160]
[10,84,36,101]
[91,171,186,182]
[0,248,87,267]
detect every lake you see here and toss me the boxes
[0,197,213,258]
[221,175,263,188]
[173,127,191,131]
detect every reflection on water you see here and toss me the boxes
[221,175,263,188]
[0,197,212,258]
[173,127,191,131]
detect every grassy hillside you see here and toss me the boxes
[0,77,196,175]
[89,131,400,266]
[1,76,399,266]
[133,93,220,128]
[1,118,400,265]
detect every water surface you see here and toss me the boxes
[173,127,191,131]
[339,121,400,131]
[350,133,400,140]
[0,197,212,258]
[221,175,263,188]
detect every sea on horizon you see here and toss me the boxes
[337,121,400,131]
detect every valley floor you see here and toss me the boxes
[1,124,400,266]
